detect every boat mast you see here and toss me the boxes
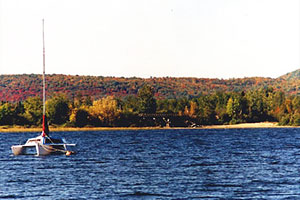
[42,19,46,137]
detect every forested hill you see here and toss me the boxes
[0,69,299,102]
[279,68,300,81]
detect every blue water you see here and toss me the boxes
[1,128,300,199]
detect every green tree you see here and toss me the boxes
[246,91,267,122]
[176,97,189,115]
[0,103,14,125]
[137,85,157,114]
[46,94,70,125]
[213,92,230,124]
[121,95,139,114]
[226,93,248,124]
[24,96,43,125]
[196,95,216,125]
[157,99,178,114]
[14,102,26,125]
[70,107,90,127]
[226,97,234,118]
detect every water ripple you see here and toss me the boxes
[0,128,300,199]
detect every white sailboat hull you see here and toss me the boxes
[11,145,26,156]
[11,135,75,156]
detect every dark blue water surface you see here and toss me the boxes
[1,128,300,199]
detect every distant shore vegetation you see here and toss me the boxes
[0,70,299,102]
[0,85,299,128]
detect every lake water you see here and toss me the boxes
[1,128,300,199]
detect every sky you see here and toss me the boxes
[0,0,299,79]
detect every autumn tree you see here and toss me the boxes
[176,98,190,116]
[184,101,197,117]
[89,96,121,126]
[278,96,300,125]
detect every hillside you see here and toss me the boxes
[277,69,300,94]
[0,69,299,102]
[279,68,300,81]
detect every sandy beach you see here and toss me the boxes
[201,122,282,129]
[0,122,298,133]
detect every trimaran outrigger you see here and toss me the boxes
[11,20,76,156]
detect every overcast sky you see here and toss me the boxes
[0,0,299,79]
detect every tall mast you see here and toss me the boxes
[42,19,46,137]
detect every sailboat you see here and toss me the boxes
[11,20,76,156]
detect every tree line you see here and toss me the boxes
[0,85,299,127]
[1,72,299,102]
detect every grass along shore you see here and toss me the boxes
[0,122,298,133]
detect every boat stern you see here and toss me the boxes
[11,145,25,156]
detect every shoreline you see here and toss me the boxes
[201,122,281,129]
[0,122,298,133]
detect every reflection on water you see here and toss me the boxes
[1,128,300,199]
